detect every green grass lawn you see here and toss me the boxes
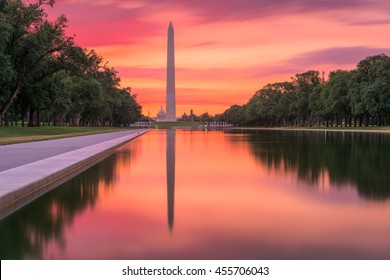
[152,121,201,129]
[0,126,132,145]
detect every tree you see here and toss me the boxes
[350,54,390,126]
[41,71,72,126]
[112,88,142,126]
[222,105,245,126]
[273,82,296,126]
[309,84,324,126]
[293,70,321,126]
[359,55,390,126]
[0,0,74,124]
[245,82,296,126]
[69,76,103,126]
[221,55,390,128]
[0,1,16,117]
[325,70,352,126]
[0,1,143,127]
[348,70,367,126]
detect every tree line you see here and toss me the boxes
[0,0,142,127]
[217,54,390,127]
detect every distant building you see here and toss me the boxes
[179,112,190,121]
[156,106,166,122]
[189,109,195,121]
[179,110,197,122]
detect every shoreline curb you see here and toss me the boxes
[0,129,150,219]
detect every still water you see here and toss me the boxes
[1,129,390,259]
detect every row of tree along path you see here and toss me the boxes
[218,54,390,127]
[0,0,142,127]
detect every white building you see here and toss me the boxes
[156,106,166,122]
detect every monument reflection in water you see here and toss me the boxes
[166,129,175,232]
[1,129,390,260]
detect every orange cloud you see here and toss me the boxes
[46,0,390,117]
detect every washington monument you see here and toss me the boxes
[166,21,176,121]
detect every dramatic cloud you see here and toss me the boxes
[156,0,380,20]
[348,19,390,26]
[287,46,390,68]
[47,0,390,116]
[59,0,389,20]
[247,47,390,84]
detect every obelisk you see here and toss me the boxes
[166,21,176,121]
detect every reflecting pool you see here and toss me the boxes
[1,129,390,259]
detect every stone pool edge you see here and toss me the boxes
[0,129,151,220]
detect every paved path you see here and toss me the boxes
[0,129,146,172]
[0,128,150,219]
[226,127,390,134]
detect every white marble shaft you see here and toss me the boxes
[166,21,176,122]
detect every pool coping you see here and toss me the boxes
[224,127,390,134]
[0,129,150,220]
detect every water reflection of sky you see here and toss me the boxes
[1,130,390,260]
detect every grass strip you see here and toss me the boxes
[0,127,131,145]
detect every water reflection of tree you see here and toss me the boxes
[0,151,124,259]
[243,130,390,200]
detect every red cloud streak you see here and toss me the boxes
[44,0,390,116]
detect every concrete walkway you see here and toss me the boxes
[0,129,148,172]
[226,127,390,134]
[0,129,150,219]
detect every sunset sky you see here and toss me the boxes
[49,0,390,117]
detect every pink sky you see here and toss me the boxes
[48,0,390,117]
